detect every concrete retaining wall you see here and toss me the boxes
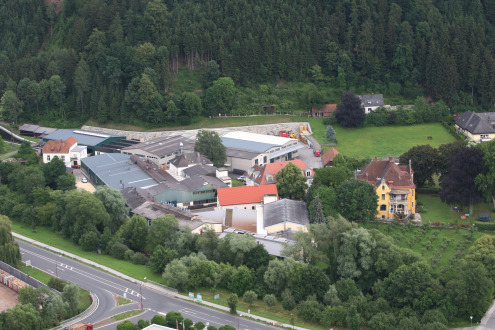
[82,122,313,142]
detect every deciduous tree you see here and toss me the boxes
[275,162,308,199]
[337,179,378,221]
[194,130,226,167]
[399,145,438,187]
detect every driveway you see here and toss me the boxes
[294,144,323,169]
[73,168,96,193]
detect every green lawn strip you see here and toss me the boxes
[112,309,144,321]
[184,288,330,330]
[418,193,495,225]
[117,296,132,306]
[231,179,244,187]
[12,222,163,283]
[17,264,91,312]
[360,222,486,271]
[329,123,455,158]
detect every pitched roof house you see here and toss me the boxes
[217,184,279,210]
[322,147,339,167]
[309,104,337,117]
[245,159,314,186]
[356,156,416,219]
[454,110,495,142]
[42,137,87,167]
[359,94,384,114]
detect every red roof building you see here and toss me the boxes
[42,137,77,154]
[355,156,416,219]
[322,147,339,167]
[309,104,337,117]
[245,159,314,185]
[217,184,279,209]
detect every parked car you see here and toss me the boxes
[314,150,321,157]
[238,176,247,182]
[81,178,88,183]
[71,165,81,169]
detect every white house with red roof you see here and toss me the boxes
[42,137,87,167]
[216,184,279,210]
[244,159,314,186]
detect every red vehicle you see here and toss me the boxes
[314,149,321,157]
[71,165,81,169]
[279,130,289,138]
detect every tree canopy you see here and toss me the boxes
[335,92,364,128]
[275,162,308,199]
[194,130,226,168]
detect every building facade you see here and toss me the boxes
[356,156,416,219]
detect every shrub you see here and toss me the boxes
[78,231,100,251]
[242,290,257,307]
[476,223,495,231]
[137,319,150,329]
[194,322,205,330]
[124,249,135,261]
[117,320,136,330]
[263,294,277,309]
[109,242,130,260]
[48,277,68,292]
[131,252,149,265]
[151,315,167,326]
[184,319,193,330]
[297,296,324,322]
[320,306,348,326]
[227,293,238,314]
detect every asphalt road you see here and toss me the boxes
[17,240,277,330]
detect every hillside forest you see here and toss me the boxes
[1,0,495,127]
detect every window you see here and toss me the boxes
[380,204,387,211]
[412,202,414,208]
[481,134,490,139]
[252,206,255,210]
[61,155,65,161]
[306,171,311,177]
[412,190,414,197]
[381,194,385,200]
[263,156,267,163]
[47,155,51,161]
[382,185,385,190]
[255,159,259,165]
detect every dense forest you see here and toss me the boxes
[0,0,495,127]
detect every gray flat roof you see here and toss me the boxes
[269,144,304,159]
[221,137,275,153]
[82,154,158,190]
[122,135,195,157]
[225,147,261,159]
[44,129,125,147]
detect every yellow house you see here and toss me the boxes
[454,111,495,142]
[356,157,416,219]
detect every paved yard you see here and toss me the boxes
[294,144,323,169]
[0,285,19,312]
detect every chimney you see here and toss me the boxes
[374,156,377,161]
[389,156,393,163]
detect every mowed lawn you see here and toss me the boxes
[418,193,495,225]
[331,123,455,158]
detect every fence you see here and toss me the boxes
[0,260,53,291]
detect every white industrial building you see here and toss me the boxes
[220,131,303,173]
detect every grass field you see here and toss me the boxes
[330,123,456,158]
[112,309,145,321]
[418,193,495,225]
[12,222,163,284]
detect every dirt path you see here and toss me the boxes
[0,285,19,312]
